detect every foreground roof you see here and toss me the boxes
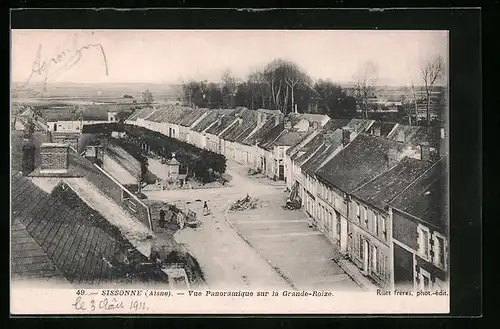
[11,173,168,285]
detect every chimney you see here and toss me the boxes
[341,127,353,146]
[257,112,262,126]
[274,115,280,126]
[262,113,268,124]
[21,143,36,176]
[40,143,70,174]
[373,125,381,137]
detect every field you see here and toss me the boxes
[12,82,183,101]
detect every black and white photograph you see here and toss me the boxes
[10,21,455,314]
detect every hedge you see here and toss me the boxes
[83,123,227,183]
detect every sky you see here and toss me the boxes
[11,29,448,87]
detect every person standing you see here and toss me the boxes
[159,208,166,228]
[203,201,210,216]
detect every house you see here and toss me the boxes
[297,119,374,223]
[178,108,209,142]
[256,123,285,177]
[42,105,110,132]
[347,157,433,288]
[240,113,283,169]
[203,108,245,154]
[11,172,168,286]
[315,134,421,288]
[256,113,331,181]
[189,109,234,149]
[285,118,352,191]
[390,156,448,291]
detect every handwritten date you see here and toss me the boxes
[72,296,148,312]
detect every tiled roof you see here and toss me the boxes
[387,125,441,147]
[205,115,237,136]
[11,217,68,282]
[292,133,325,163]
[287,118,351,158]
[179,109,208,127]
[242,119,278,146]
[274,130,310,147]
[351,157,432,210]
[220,109,259,142]
[126,107,156,121]
[316,134,413,193]
[11,173,168,285]
[191,110,233,132]
[302,129,343,176]
[257,123,286,151]
[389,157,448,230]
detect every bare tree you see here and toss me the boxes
[353,61,379,119]
[284,62,301,114]
[421,55,445,125]
[142,90,154,104]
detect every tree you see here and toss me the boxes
[421,55,445,125]
[353,60,379,119]
[263,59,312,115]
[142,90,154,104]
[221,69,238,108]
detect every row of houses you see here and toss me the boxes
[125,105,331,181]
[124,105,448,291]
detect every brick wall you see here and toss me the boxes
[52,132,80,152]
[40,144,69,171]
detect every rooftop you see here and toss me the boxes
[316,133,414,194]
[11,172,167,285]
[351,156,433,211]
[257,123,286,151]
[387,124,442,147]
[301,130,343,176]
[389,157,448,230]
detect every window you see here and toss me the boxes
[359,237,364,259]
[433,233,447,269]
[355,202,360,220]
[363,206,368,224]
[417,225,431,260]
[374,212,379,235]
[419,268,431,290]
[381,216,387,238]
[372,245,378,273]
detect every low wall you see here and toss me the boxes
[86,163,152,230]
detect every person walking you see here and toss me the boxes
[203,201,210,216]
[159,208,166,228]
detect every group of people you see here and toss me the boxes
[158,201,210,228]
